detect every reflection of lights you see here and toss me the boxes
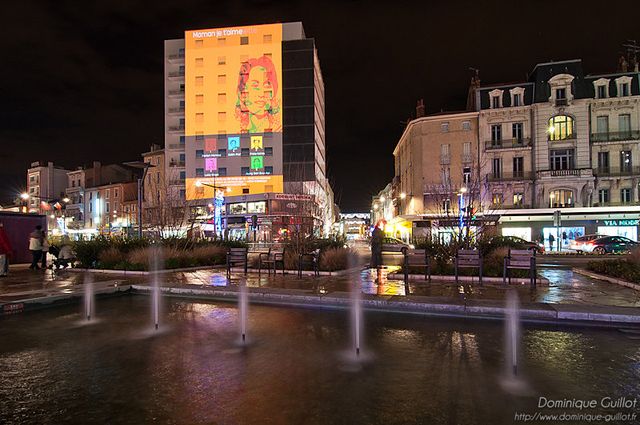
[49,214,55,219]
[400,192,406,199]
[548,125,555,134]
[380,196,385,202]
[373,204,379,210]
[62,197,70,203]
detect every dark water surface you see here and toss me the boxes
[1,296,639,424]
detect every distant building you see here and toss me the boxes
[83,181,138,235]
[26,161,69,213]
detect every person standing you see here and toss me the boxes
[41,230,49,269]
[370,225,384,269]
[548,233,555,252]
[29,225,43,270]
[0,223,12,276]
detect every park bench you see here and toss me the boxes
[259,246,286,275]
[503,248,537,287]
[455,249,483,285]
[403,249,432,284]
[298,248,320,278]
[226,247,248,278]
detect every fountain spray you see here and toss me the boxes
[239,282,248,343]
[505,289,520,377]
[84,275,94,322]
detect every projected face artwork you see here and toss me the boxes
[251,156,264,170]
[236,56,281,134]
[228,136,240,151]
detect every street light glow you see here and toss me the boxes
[380,196,385,202]
[195,180,203,187]
[459,187,467,194]
[20,193,29,200]
[62,197,70,203]
[373,203,379,210]
[400,192,406,199]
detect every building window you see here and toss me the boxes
[549,189,573,208]
[218,56,226,65]
[548,115,574,140]
[441,167,450,185]
[241,167,250,175]
[491,96,501,109]
[550,149,575,170]
[621,83,630,97]
[217,38,226,46]
[442,199,451,214]
[441,122,449,132]
[194,40,203,47]
[598,151,610,173]
[179,135,186,144]
[217,112,226,121]
[513,193,523,206]
[556,87,566,100]
[513,157,524,178]
[462,121,471,131]
[217,74,226,84]
[492,158,502,179]
[218,93,226,104]
[597,85,607,99]
[195,134,204,142]
[241,148,250,157]
[265,147,273,156]
[598,189,609,204]
[492,193,503,207]
[195,168,204,177]
[463,167,471,184]
[490,125,501,147]
[106,202,110,213]
[179,190,186,199]
[621,188,632,204]
[265,166,273,174]
[196,149,204,158]
[619,114,631,138]
[512,122,523,141]
[621,150,632,173]
[440,144,450,164]
[596,116,609,134]
[105,189,110,199]
[218,148,227,157]
[240,36,249,45]
[179,171,186,180]
[512,94,522,107]
[195,57,203,67]
[263,34,272,43]
[218,168,227,176]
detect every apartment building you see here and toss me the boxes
[26,161,69,213]
[83,182,138,234]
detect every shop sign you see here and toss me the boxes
[273,193,314,201]
[603,219,639,226]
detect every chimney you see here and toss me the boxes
[466,68,481,111]
[416,99,425,118]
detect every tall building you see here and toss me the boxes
[26,161,69,213]
[163,22,333,240]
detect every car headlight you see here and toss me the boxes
[409,244,415,249]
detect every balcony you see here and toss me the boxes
[167,125,185,133]
[485,138,531,150]
[167,53,185,63]
[167,143,185,150]
[167,71,185,79]
[487,171,534,182]
[462,153,473,163]
[168,161,185,168]
[537,168,593,178]
[168,179,186,186]
[168,89,185,97]
[591,130,640,143]
[555,98,568,107]
[440,153,450,165]
[168,106,185,115]
[594,166,640,177]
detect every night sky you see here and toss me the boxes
[1,0,638,210]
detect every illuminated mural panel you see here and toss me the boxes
[184,24,283,200]
[186,176,283,199]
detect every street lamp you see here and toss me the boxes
[124,161,155,239]
[195,180,231,239]
[399,192,406,200]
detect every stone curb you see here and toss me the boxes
[387,273,550,285]
[572,268,640,291]
[65,265,225,275]
[130,285,640,326]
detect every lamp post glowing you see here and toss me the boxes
[195,180,231,239]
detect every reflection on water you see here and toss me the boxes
[1,297,639,424]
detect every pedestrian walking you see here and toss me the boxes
[0,223,12,276]
[370,225,384,269]
[41,230,50,269]
[548,233,555,252]
[29,225,43,270]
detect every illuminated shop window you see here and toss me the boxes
[549,190,573,208]
[548,115,574,140]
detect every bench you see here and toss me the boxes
[503,248,537,287]
[298,248,320,278]
[226,247,248,278]
[259,247,286,275]
[455,249,483,285]
[403,249,431,284]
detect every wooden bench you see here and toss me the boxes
[259,247,286,275]
[503,248,537,287]
[298,248,320,278]
[403,249,431,284]
[455,249,483,285]
[226,247,248,278]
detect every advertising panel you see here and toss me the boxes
[185,176,283,199]
[185,24,284,200]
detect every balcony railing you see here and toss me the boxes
[168,161,185,167]
[168,179,185,186]
[594,166,640,177]
[555,98,568,107]
[485,138,531,150]
[487,171,534,182]
[167,143,185,150]
[167,53,185,61]
[168,125,185,132]
[591,130,640,143]
[537,168,593,178]
[168,89,185,96]
[168,71,185,78]
[168,107,185,114]
[462,153,473,163]
[440,153,450,165]
[548,133,577,141]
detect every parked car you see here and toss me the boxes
[381,237,415,254]
[487,236,545,254]
[569,234,603,253]
[583,236,639,254]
